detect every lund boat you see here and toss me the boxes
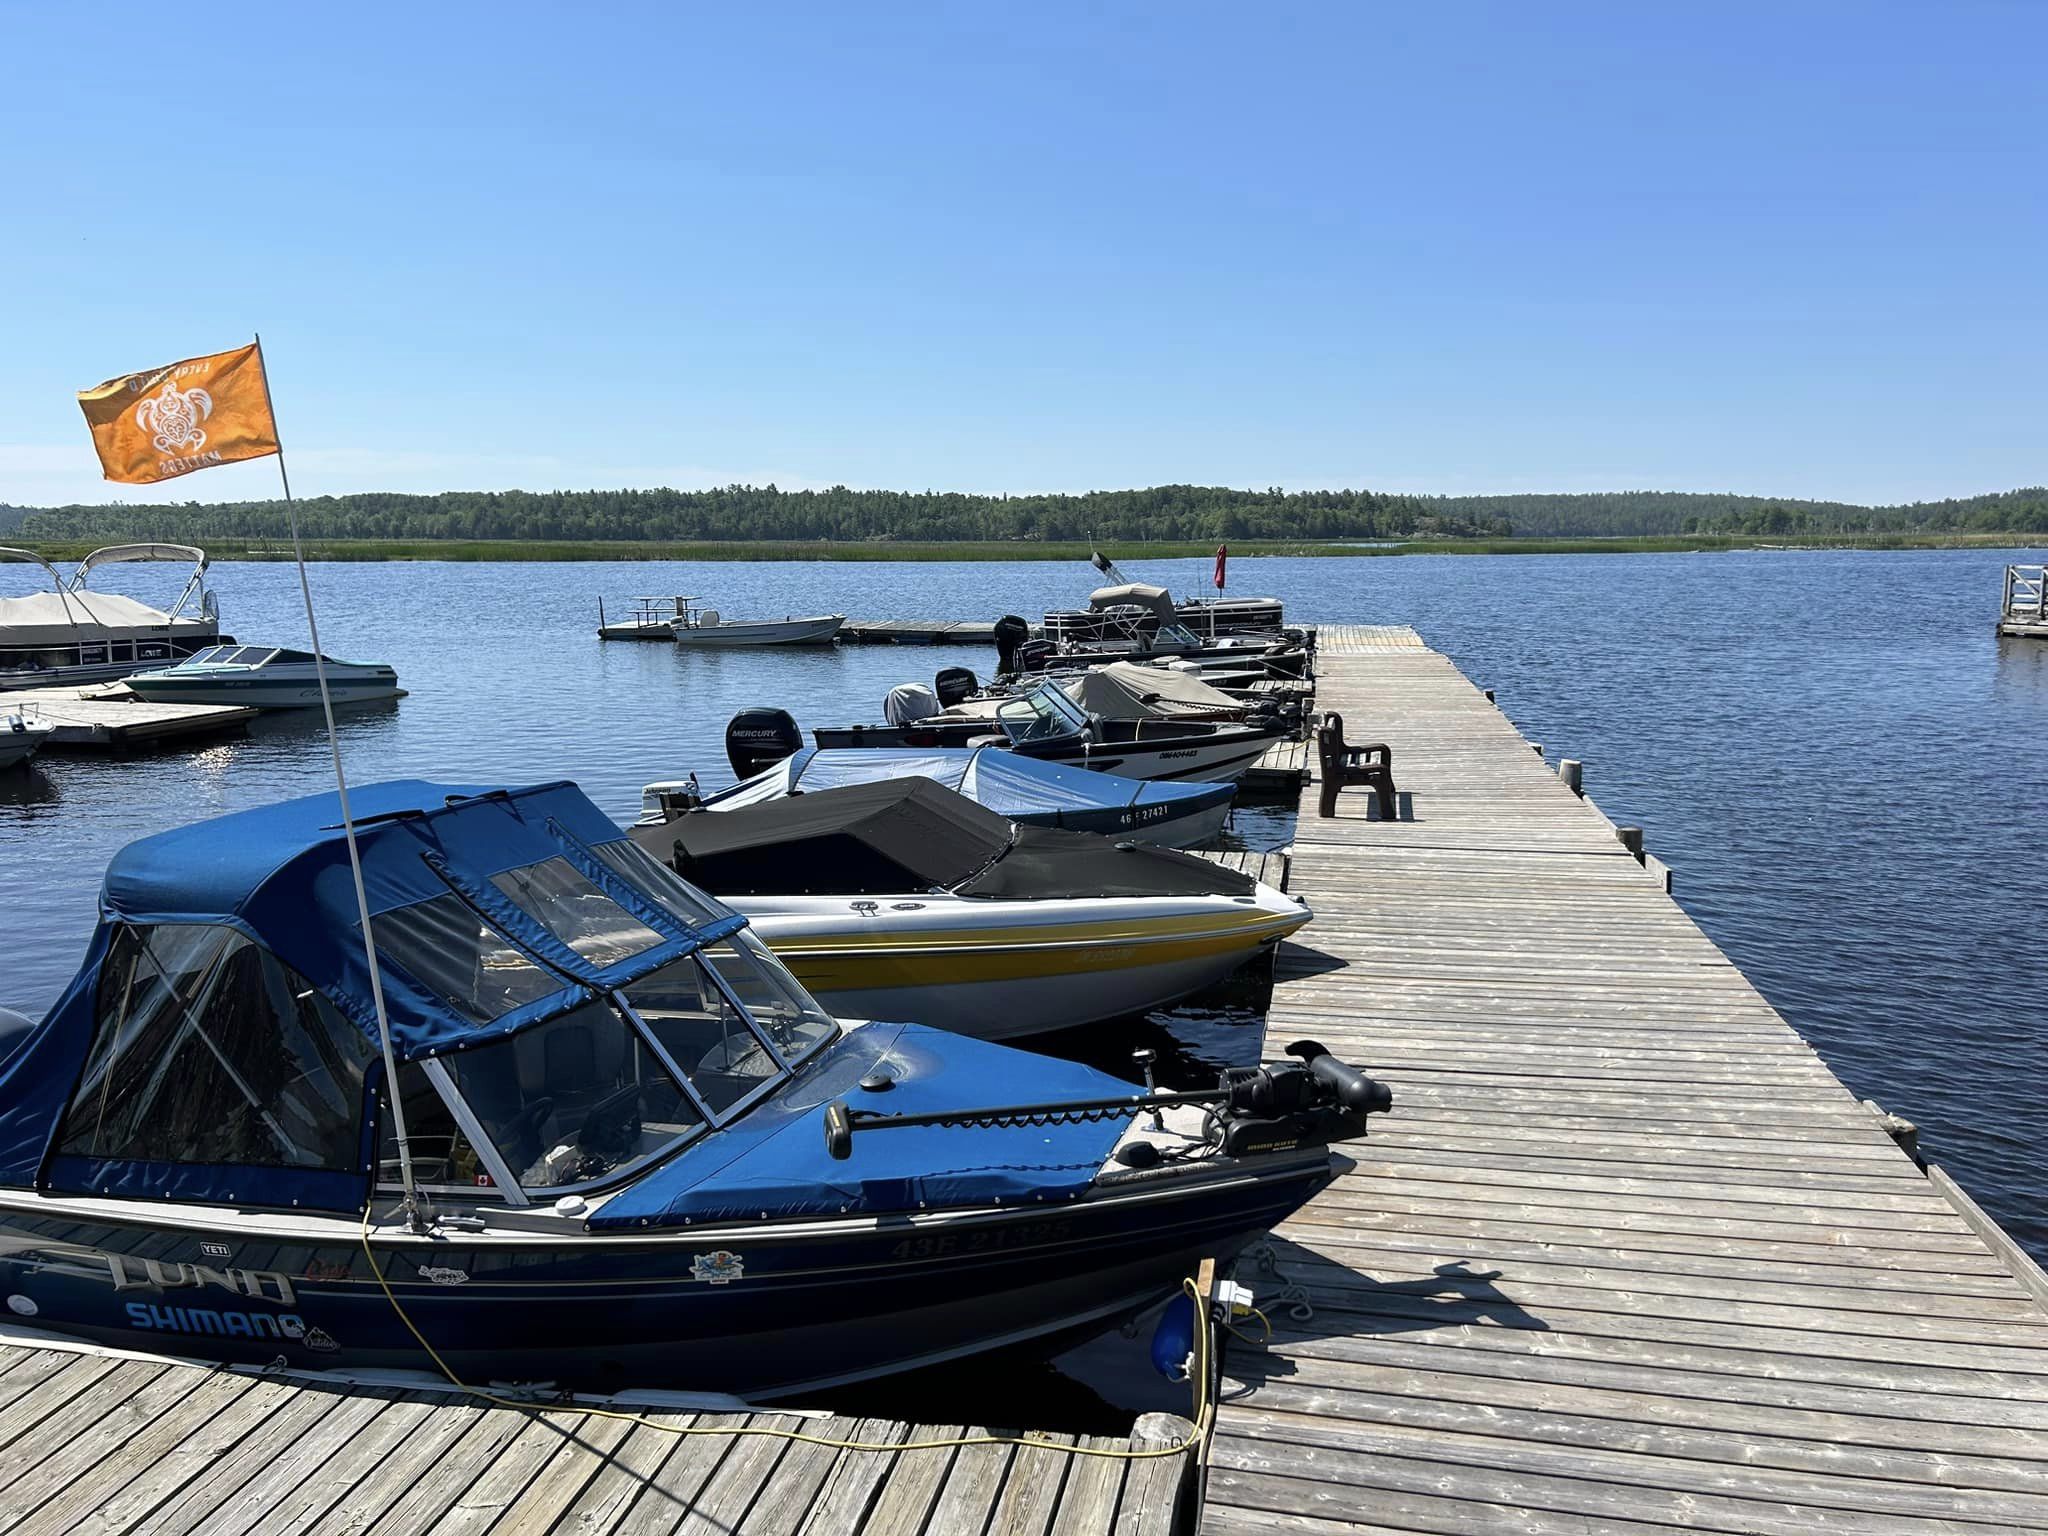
[645,743,1234,850]
[123,644,403,708]
[0,544,227,691]
[0,778,1383,1395]
[0,711,56,771]
[811,677,1285,783]
[631,777,1309,1038]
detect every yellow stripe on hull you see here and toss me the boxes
[761,910,1307,992]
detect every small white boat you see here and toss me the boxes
[0,711,55,770]
[598,595,843,646]
[123,645,403,708]
[671,598,843,648]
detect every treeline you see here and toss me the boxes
[14,485,1506,545]
[1417,488,2048,537]
[10,484,2044,546]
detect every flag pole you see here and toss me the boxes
[253,333,427,1235]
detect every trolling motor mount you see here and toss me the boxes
[820,1043,1390,1160]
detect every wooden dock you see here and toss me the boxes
[1203,624,2048,1534]
[1999,563,2048,637]
[1,684,256,748]
[0,1331,1190,1534]
[839,619,1013,645]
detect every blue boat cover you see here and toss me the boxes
[0,780,742,1198]
[704,746,1232,831]
[587,1022,1134,1227]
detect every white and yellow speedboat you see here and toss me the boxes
[629,777,1309,1040]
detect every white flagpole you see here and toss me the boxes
[253,334,426,1234]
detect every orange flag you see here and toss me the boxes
[77,342,279,485]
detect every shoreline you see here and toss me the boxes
[8,532,2041,563]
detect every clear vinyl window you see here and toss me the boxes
[371,893,568,1023]
[58,923,374,1170]
[490,857,664,969]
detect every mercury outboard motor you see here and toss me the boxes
[934,667,979,709]
[1011,638,1056,676]
[993,614,1031,675]
[726,707,803,778]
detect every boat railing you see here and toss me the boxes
[2003,565,2046,621]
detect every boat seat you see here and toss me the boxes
[1316,711,1397,820]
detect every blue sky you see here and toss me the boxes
[1,2,2040,507]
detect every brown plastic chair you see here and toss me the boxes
[1316,712,1396,820]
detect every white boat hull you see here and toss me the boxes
[674,615,844,647]
[740,884,1309,1037]
[0,725,53,770]
[123,677,403,708]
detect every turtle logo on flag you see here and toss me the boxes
[135,380,214,456]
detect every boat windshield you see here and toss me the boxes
[1156,622,1204,648]
[386,999,707,1194]
[995,682,1089,744]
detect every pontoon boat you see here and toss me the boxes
[0,544,226,691]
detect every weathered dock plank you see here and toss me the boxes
[1204,623,2048,1535]
[0,1335,1188,1535]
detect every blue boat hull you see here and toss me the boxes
[0,1153,1333,1396]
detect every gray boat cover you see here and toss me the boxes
[1063,662,1244,720]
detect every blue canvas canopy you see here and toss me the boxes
[701,746,1233,837]
[0,780,743,1203]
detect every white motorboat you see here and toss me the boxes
[0,711,55,771]
[672,598,843,648]
[0,544,225,691]
[123,645,403,708]
[813,677,1286,782]
[632,778,1310,1039]
[597,595,843,646]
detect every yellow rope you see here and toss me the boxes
[357,1204,1211,1460]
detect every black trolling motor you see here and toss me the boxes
[822,1040,1391,1160]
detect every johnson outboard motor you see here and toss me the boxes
[883,683,939,726]
[933,667,979,710]
[725,707,803,778]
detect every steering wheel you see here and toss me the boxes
[697,1034,774,1080]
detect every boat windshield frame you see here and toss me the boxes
[378,918,837,1207]
[995,680,1090,744]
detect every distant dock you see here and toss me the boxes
[839,619,1011,644]
[1999,563,2048,637]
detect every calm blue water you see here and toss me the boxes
[4,548,2045,1275]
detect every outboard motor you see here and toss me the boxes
[1012,638,1056,675]
[883,683,939,726]
[933,666,979,710]
[993,614,1031,675]
[725,707,803,778]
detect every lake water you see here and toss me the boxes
[4,546,2046,1416]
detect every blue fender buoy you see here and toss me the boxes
[1149,1292,1195,1381]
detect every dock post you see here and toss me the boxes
[1616,825,1645,863]
[1559,758,1583,796]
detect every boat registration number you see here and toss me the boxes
[889,1219,1071,1261]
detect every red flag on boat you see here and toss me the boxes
[1213,544,1228,590]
